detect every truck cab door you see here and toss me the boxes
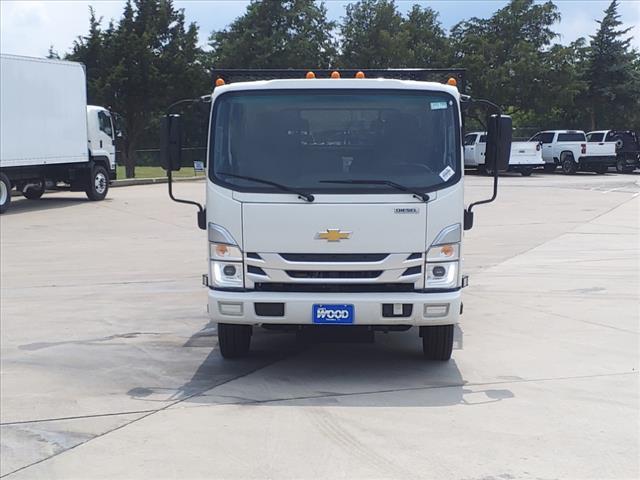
[540,133,554,162]
[96,110,116,172]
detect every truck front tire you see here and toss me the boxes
[421,324,454,361]
[0,173,11,214]
[86,165,109,201]
[218,323,252,358]
[520,167,534,176]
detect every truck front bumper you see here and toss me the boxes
[207,288,461,326]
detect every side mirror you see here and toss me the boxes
[485,114,512,172]
[161,114,182,171]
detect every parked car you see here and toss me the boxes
[528,130,617,174]
[464,131,543,176]
[586,130,640,173]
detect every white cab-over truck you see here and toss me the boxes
[162,69,511,360]
[464,131,543,176]
[0,54,116,213]
[586,130,640,173]
[529,130,616,174]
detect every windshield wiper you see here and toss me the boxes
[319,179,430,202]
[217,172,314,202]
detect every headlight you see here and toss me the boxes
[425,262,458,289]
[210,243,242,261]
[426,243,459,262]
[211,261,244,288]
[208,224,243,287]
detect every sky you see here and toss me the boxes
[1,0,639,58]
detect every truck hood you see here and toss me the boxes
[242,202,426,254]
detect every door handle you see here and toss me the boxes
[100,140,103,148]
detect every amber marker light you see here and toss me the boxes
[355,71,365,79]
[215,78,225,87]
[306,71,316,79]
[446,77,457,87]
[330,71,341,79]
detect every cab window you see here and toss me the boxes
[464,134,477,146]
[98,111,113,138]
[587,133,604,142]
[540,132,555,144]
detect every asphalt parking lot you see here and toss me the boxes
[1,171,638,479]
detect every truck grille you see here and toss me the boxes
[245,252,423,289]
[286,270,382,279]
[279,253,388,262]
[254,283,415,293]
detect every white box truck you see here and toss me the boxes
[161,69,511,360]
[0,54,116,213]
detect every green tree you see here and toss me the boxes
[68,0,209,178]
[47,46,60,59]
[449,0,595,133]
[209,0,337,68]
[402,5,451,68]
[583,0,640,129]
[339,0,407,68]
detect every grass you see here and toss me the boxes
[116,166,204,179]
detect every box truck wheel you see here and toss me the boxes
[0,173,11,213]
[520,166,534,176]
[421,324,454,361]
[23,182,45,200]
[218,323,252,358]
[86,165,109,201]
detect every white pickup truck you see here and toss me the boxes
[464,131,543,176]
[586,130,640,173]
[528,130,616,174]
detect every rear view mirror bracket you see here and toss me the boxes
[465,99,512,228]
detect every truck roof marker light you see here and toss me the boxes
[355,71,365,79]
[215,78,225,87]
[306,71,316,79]
[330,71,341,79]
[446,77,457,87]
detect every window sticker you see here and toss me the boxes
[439,166,455,181]
[430,101,448,110]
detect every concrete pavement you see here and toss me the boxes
[1,172,638,479]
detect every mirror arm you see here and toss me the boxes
[165,96,212,230]
[465,98,503,229]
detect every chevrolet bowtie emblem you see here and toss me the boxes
[316,229,352,242]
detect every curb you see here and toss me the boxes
[111,176,205,187]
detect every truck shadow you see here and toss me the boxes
[128,324,514,409]
[2,195,91,215]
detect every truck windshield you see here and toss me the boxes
[209,90,460,194]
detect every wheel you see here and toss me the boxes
[22,181,45,200]
[561,155,577,174]
[85,165,109,201]
[218,323,252,358]
[593,164,608,174]
[0,173,11,214]
[520,167,534,177]
[421,324,454,361]
[543,163,556,173]
[616,158,633,173]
